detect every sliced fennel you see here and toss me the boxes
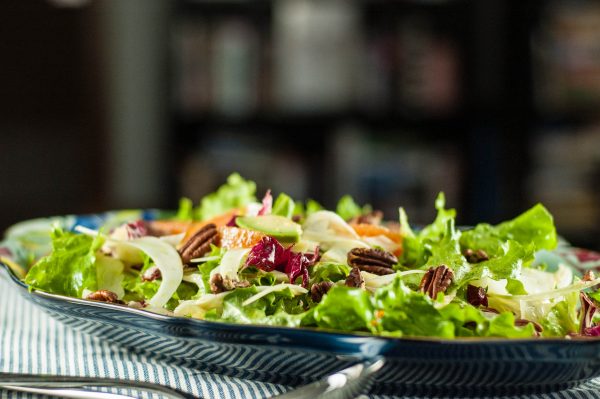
[491,277,600,302]
[270,270,289,282]
[182,271,205,288]
[174,292,230,318]
[159,233,185,247]
[242,284,308,306]
[303,211,359,240]
[361,270,426,291]
[75,225,183,309]
[210,248,250,282]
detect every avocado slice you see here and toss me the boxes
[236,215,302,243]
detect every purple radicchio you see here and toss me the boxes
[580,292,598,335]
[285,245,319,288]
[258,189,273,216]
[110,220,148,240]
[226,214,239,227]
[245,236,319,288]
[583,326,600,336]
[245,236,289,272]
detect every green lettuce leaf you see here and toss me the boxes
[418,193,457,244]
[205,287,306,327]
[335,195,370,221]
[310,276,536,338]
[373,277,455,338]
[25,229,105,297]
[485,312,536,338]
[460,204,557,256]
[424,219,466,271]
[239,267,278,286]
[313,286,375,332]
[197,245,225,295]
[175,197,194,221]
[453,240,534,288]
[122,268,197,310]
[194,173,257,221]
[540,290,579,337]
[398,194,456,269]
[310,262,350,284]
[398,207,426,268]
[272,193,295,218]
[305,199,324,216]
[95,254,125,298]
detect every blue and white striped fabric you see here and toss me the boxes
[2,275,600,399]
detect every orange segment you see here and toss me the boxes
[218,226,265,249]
[350,223,403,243]
[180,209,240,243]
[147,220,192,235]
[350,223,404,256]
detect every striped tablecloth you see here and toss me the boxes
[2,276,600,399]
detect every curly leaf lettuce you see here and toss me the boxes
[336,195,371,221]
[453,240,535,288]
[194,173,257,221]
[205,286,306,327]
[311,276,535,338]
[418,193,457,244]
[272,193,295,219]
[460,204,557,256]
[25,229,105,298]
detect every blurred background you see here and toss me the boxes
[1,0,600,250]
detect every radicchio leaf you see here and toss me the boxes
[111,220,148,240]
[583,325,600,336]
[226,214,238,227]
[246,236,319,287]
[579,292,598,334]
[246,236,289,271]
[285,245,319,288]
[258,189,273,216]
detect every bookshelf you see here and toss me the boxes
[167,0,600,250]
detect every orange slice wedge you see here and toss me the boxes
[350,223,403,256]
[218,226,265,249]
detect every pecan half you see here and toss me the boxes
[210,273,250,294]
[85,290,123,304]
[466,284,488,307]
[349,210,384,225]
[347,248,397,275]
[463,249,489,264]
[178,223,219,264]
[311,281,334,302]
[345,267,365,289]
[141,266,161,282]
[419,265,454,299]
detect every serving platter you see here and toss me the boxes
[2,211,600,397]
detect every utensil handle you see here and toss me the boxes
[0,374,191,399]
[272,357,385,399]
[0,384,135,399]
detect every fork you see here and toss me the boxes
[0,358,384,399]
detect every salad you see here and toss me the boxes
[14,173,600,339]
